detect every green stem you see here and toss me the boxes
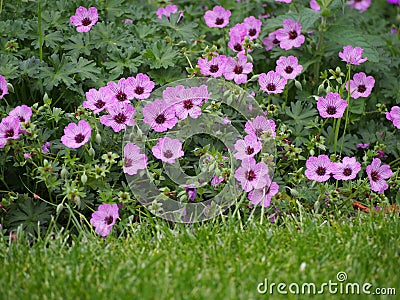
[38,0,43,61]
[339,65,352,156]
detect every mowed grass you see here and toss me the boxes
[1,212,399,300]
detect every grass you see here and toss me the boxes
[0,212,399,300]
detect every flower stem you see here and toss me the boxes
[339,65,352,156]
[38,0,43,61]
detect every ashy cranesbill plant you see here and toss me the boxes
[0,0,399,237]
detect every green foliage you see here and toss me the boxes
[143,41,181,69]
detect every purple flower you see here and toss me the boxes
[259,71,287,94]
[366,158,392,194]
[262,30,280,51]
[346,0,371,13]
[211,176,225,187]
[310,0,321,11]
[24,153,31,159]
[245,116,276,138]
[228,33,245,53]
[204,6,231,28]
[123,142,148,175]
[106,78,135,104]
[128,73,155,100]
[70,6,98,32]
[61,120,92,149]
[185,184,197,202]
[275,56,303,80]
[305,155,333,182]
[248,181,279,207]
[234,134,262,160]
[100,102,135,133]
[9,105,32,123]
[332,157,361,180]
[275,0,292,3]
[170,86,205,120]
[198,55,227,78]
[243,16,262,40]
[346,72,375,99]
[41,141,51,154]
[0,76,9,99]
[143,100,178,132]
[223,53,253,84]
[357,143,370,149]
[90,204,119,237]
[83,87,113,114]
[386,106,400,129]
[339,46,368,65]
[316,92,348,118]
[387,0,400,5]
[234,157,270,192]
[152,137,184,164]
[156,4,178,20]
[276,20,305,50]
[0,116,21,147]
[377,150,386,159]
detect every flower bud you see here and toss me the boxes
[88,147,95,157]
[95,133,102,144]
[81,172,88,185]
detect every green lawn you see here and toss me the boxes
[1,213,399,300]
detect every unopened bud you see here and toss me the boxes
[95,133,102,144]
[81,172,88,185]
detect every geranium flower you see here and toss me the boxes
[83,87,114,114]
[234,157,270,192]
[275,56,303,80]
[346,0,371,13]
[156,4,178,19]
[248,181,279,207]
[234,134,262,160]
[0,116,21,148]
[100,102,135,133]
[9,105,32,123]
[357,143,370,149]
[346,72,375,99]
[41,141,51,154]
[276,19,305,50]
[152,137,184,164]
[259,71,287,94]
[123,142,147,175]
[243,16,262,40]
[310,0,321,11]
[386,106,400,129]
[245,116,276,138]
[366,158,392,194]
[332,157,361,180]
[106,78,135,104]
[185,184,197,202]
[198,55,227,78]
[228,33,245,53]
[70,6,98,32]
[211,176,225,187]
[339,46,368,65]
[143,100,178,132]
[0,76,9,99]
[90,204,119,237]
[128,73,155,100]
[316,92,348,118]
[223,53,253,84]
[305,155,333,182]
[204,6,231,28]
[171,87,204,120]
[61,120,92,149]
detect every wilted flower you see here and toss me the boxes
[346,72,375,99]
[316,92,348,118]
[152,137,184,164]
[204,6,231,28]
[0,76,9,99]
[386,106,400,129]
[259,71,287,94]
[276,19,305,50]
[305,155,333,182]
[70,6,98,32]
[90,204,119,237]
[366,158,392,194]
[332,157,361,180]
[41,141,51,153]
[61,120,92,149]
[123,142,148,175]
[339,46,368,65]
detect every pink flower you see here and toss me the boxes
[211,176,225,187]
[156,4,178,20]
[316,92,348,118]
[346,0,371,13]
[41,141,51,153]
[198,55,227,78]
[61,120,92,149]
[245,116,276,138]
[275,0,292,3]
[1,116,21,144]
[339,46,368,65]
[223,53,253,84]
[234,157,270,192]
[243,16,262,40]
[275,56,303,80]
[259,71,287,94]
[24,153,31,159]
[234,134,262,160]
[83,87,114,114]
[346,72,375,99]
[357,143,369,149]
[310,0,321,11]
[123,142,147,175]
[386,106,400,129]
[106,78,136,104]
[276,20,305,50]
[185,184,197,202]
[90,204,119,237]
[171,87,205,120]
[100,102,135,133]
[262,30,281,51]
[366,158,392,194]
[204,6,231,28]
[9,105,32,123]
[143,100,178,132]
[128,73,155,100]
[332,157,361,180]
[70,6,98,32]
[0,76,9,99]
[305,155,333,182]
[387,0,400,5]
[248,181,279,207]
[152,137,184,164]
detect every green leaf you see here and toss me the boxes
[263,8,320,32]
[349,98,365,115]
[143,41,180,69]
[104,47,141,79]
[62,35,91,57]
[73,57,100,82]
[0,54,21,79]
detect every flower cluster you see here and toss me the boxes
[0,105,32,148]
[263,19,305,51]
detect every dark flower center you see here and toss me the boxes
[82,18,92,27]
[215,18,224,25]
[104,216,113,225]
[255,128,263,138]
[116,91,127,102]
[234,66,243,75]
[19,117,25,122]
[95,100,105,109]
[75,133,85,144]
[249,29,257,36]
[357,85,366,93]
[343,168,352,177]
[267,83,276,91]
[289,30,298,40]
[273,38,280,45]
[0,88,3,95]
[5,129,14,138]
[246,170,257,181]
[234,43,243,52]
[246,146,254,155]
[370,171,379,182]
[326,106,337,115]
[155,114,166,124]
[183,100,193,110]
[135,86,144,95]
[124,158,133,168]
[114,113,127,124]
[285,66,294,74]
[316,166,326,176]
[209,65,219,73]
[164,150,173,158]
